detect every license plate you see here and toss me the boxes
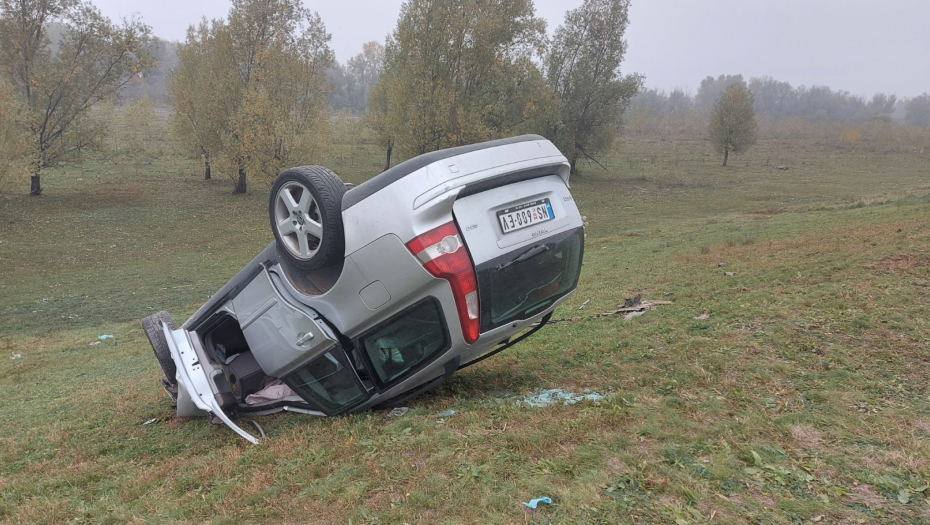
[497,199,554,234]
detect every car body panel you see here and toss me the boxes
[270,234,443,338]
[452,174,582,265]
[232,268,340,377]
[341,137,570,255]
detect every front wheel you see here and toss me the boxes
[142,311,178,401]
[269,166,347,271]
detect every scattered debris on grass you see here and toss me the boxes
[774,165,789,170]
[89,341,100,346]
[387,407,408,418]
[694,311,710,321]
[724,272,736,277]
[718,262,726,267]
[578,299,590,310]
[550,295,672,324]
[436,409,456,423]
[98,334,114,340]
[522,497,552,509]
[491,389,606,408]
[10,353,22,360]
[523,389,604,407]
[142,418,158,426]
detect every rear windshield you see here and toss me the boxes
[359,299,449,388]
[475,227,584,332]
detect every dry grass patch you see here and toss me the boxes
[847,483,885,508]
[868,253,930,275]
[790,425,825,451]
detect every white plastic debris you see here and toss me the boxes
[387,407,409,418]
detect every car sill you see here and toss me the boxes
[162,323,261,444]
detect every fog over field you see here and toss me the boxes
[93,0,930,97]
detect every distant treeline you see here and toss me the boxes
[127,53,930,131]
[631,74,930,128]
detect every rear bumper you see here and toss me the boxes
[162,323,262,444]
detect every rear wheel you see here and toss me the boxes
[142,311,178,401]
[269,166,347,271]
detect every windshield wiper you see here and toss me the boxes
[499,244,550,270]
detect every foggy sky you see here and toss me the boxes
[91,0,930,98]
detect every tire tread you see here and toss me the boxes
[142,311,179,400]
[269,165,347,271]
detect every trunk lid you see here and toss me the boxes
[452,175,585,332]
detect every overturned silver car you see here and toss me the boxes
[142,135,585,442]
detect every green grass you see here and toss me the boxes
[1,134,929,523]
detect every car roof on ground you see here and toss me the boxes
[341,134,546,210]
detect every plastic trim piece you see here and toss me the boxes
[459,312,553,370]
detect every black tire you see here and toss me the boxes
[269,166,347,271]
[142,311,179,401]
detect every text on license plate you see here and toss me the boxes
[497,199,554,234]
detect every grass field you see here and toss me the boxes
[1,133,929,523]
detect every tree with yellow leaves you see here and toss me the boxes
[169,20,240,181]
[709,84,757,166]
[368,0,550,165]
[0,78,28,191]
[0,0,153,195]
[169,0,333,193]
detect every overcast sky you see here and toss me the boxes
[92,0,930,99]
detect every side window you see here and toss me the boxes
[359,299,449,387]
[285,350,366,413]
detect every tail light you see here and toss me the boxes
[406,222,480,344]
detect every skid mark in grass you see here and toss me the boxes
[868,253,930,275]
[747,209,786,215]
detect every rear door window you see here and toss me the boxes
[358,299,449,388]
[285,349,367,413]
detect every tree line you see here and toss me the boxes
[632,74,930,128]
[2,0,926,196]
[0,0,642,195]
